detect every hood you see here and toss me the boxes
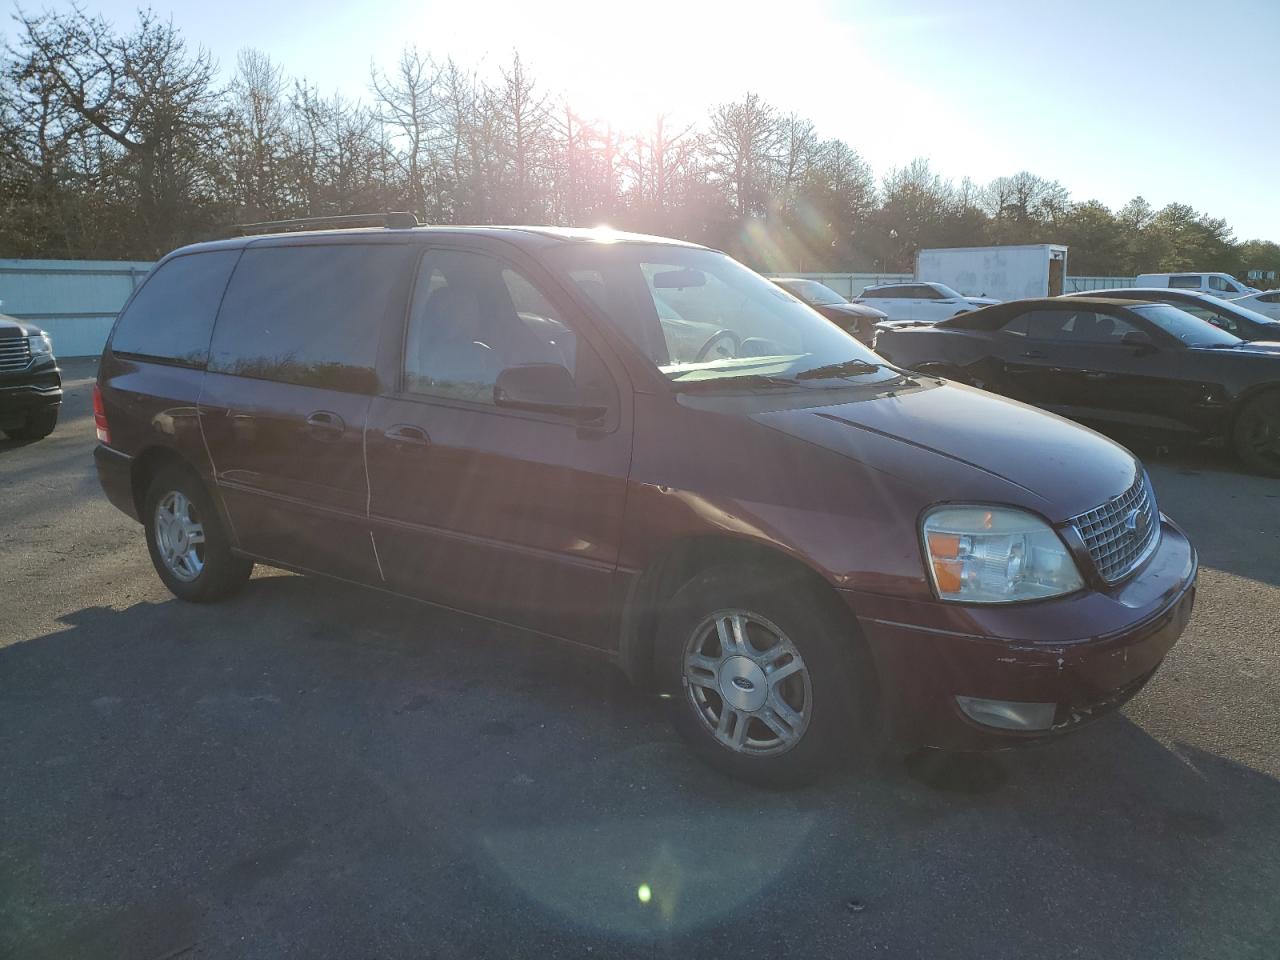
[753,381,1139,521]
[820,302,888,320]
[0,312,42,338]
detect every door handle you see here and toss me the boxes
[305,410,345,440]
[383,423,430,447]
[1020,350,1046,359]
[1082,372,1109,380]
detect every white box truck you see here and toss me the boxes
[915,244,1068,301]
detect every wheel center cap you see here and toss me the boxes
[718,656,767,712]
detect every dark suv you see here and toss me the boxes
[0,313,61,441]
[94,217,1198,784]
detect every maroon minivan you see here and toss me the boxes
[94,217,1197,784]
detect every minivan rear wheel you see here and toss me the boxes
[144,465,252,602]
[655,564,875,786]
[1232,392,1280,477]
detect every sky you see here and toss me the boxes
[14,0,1279,240]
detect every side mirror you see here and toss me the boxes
[493,364,606,421]
[1120,330,1156,352]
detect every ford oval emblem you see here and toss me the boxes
[1125,508,1147,538]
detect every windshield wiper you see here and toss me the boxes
[673,373,801,392]
[794,359,917,383]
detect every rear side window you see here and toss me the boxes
[210,244,410,393]
[110,251,239,365]
[1168,275,1201,288]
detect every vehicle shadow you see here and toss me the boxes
[3,573,1278,959]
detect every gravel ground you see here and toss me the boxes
[2,358,1277,959]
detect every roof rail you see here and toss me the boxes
[234,211,421,236]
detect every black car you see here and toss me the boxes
[874,296,1280,475]
[0,313,61,441]
[772,277,887,343]
[1065,288,1280,342]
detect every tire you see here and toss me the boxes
[5,407,58,441]
[143,464,253,602]
[1232,392,1280,477]
[655,564,877,786]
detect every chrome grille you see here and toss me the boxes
[0,337,32,372]
[1069,473,1161,584]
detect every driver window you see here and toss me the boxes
[1020,309,1136,342]
[404,250,578,404]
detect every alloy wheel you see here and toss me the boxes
[154,490,206,582]
[683,610,813,756]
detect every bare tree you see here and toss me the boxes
[12,6,224,253]
[226,49,287,219]
[705,93,782,218]
[371,46,440,217]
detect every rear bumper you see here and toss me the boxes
[94,443,139,522]
[844,518,1198,751]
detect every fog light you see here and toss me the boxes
[956,696,1057,731]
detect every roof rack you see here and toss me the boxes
[234,211,420,236]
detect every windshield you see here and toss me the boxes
[550,245,897,386]
[1131,303,1242,347]
[781,279,846,306]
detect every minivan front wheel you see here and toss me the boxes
[144,465,252,602]
[657,565,873,785]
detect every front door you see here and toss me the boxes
[364,245,632,647]
[199,241,417,584]
[999,306,1186,433]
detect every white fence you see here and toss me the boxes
[771,272,1138,297]
[0,259,153,357]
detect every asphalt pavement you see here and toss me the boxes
[2,359,1278,959]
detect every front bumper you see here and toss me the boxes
[0,358,62,426]
[843,518,1197,751]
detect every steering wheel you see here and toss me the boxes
[693,329,742,363]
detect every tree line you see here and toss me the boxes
[3,6,1277,279]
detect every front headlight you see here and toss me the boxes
[922,505,1083,603]
[28,334,53,356]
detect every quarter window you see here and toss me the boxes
[210,244,412,393]
[403,250,579,405]
[110,251,240,365]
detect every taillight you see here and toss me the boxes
[92,383,111,444]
